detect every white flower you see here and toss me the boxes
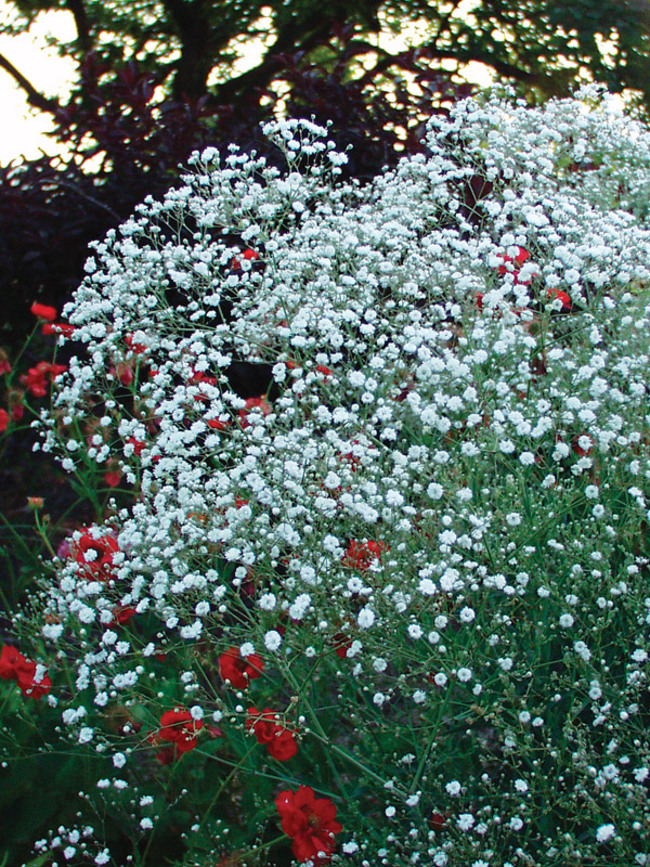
[357,607,376,629]
[258,593,276,610]
[595,824,616,843]
[457,813,475,831]
[264,630,283,651]
[288,593,311,620]
[342,842,359,854]
[78,727,94,743]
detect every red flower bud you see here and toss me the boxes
[30,302,58,322]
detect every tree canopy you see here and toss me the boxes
[3,0,650,120]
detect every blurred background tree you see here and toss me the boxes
[1,0,650,334]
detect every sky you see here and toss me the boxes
[0,3,77,165]
[0,1,493,167]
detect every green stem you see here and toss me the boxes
[33,511,57,559]
[232,833,288,864]
[194,743,258,838]
[138,753,186,865]
[280,663,352,801]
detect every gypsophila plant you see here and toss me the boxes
[5,86,650,866]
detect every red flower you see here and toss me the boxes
[16,660,52,699]
[20,361,66,397]
[0,645,51,699]
[332,632,353,659]
[72,530,120,581]
[149,706,203,762]
[547,287,572,311]
[127,437,146,456]
[104,465,123,488]
[125,333,147,354]
[275,786,342,865]
[219,646,264,689]
[429,811,448,831]
[117,362,134,386]
[42,322,76,338]
[0,645,29,679]
[238,396,271,428]
[231,248,260,269]
[496,247,534,285]
[30,301,58,321]
[342,540,387,572]
[190,369,217,388]
[246,707,298,761]
[111,606,137,626]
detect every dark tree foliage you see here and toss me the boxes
[0,26,471,336]
[3,0,650,107]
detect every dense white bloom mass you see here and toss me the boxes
[34,88,650,867]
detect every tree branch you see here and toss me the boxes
[353,39,543,88]
[0,53,60,114]
[45,176,122,222]
[211,16,335,104]
[66,0,93,53]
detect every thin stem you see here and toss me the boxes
[194,743,258,838]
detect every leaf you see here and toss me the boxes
[22,854,51,867]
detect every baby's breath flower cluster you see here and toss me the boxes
[18,89,650,865]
